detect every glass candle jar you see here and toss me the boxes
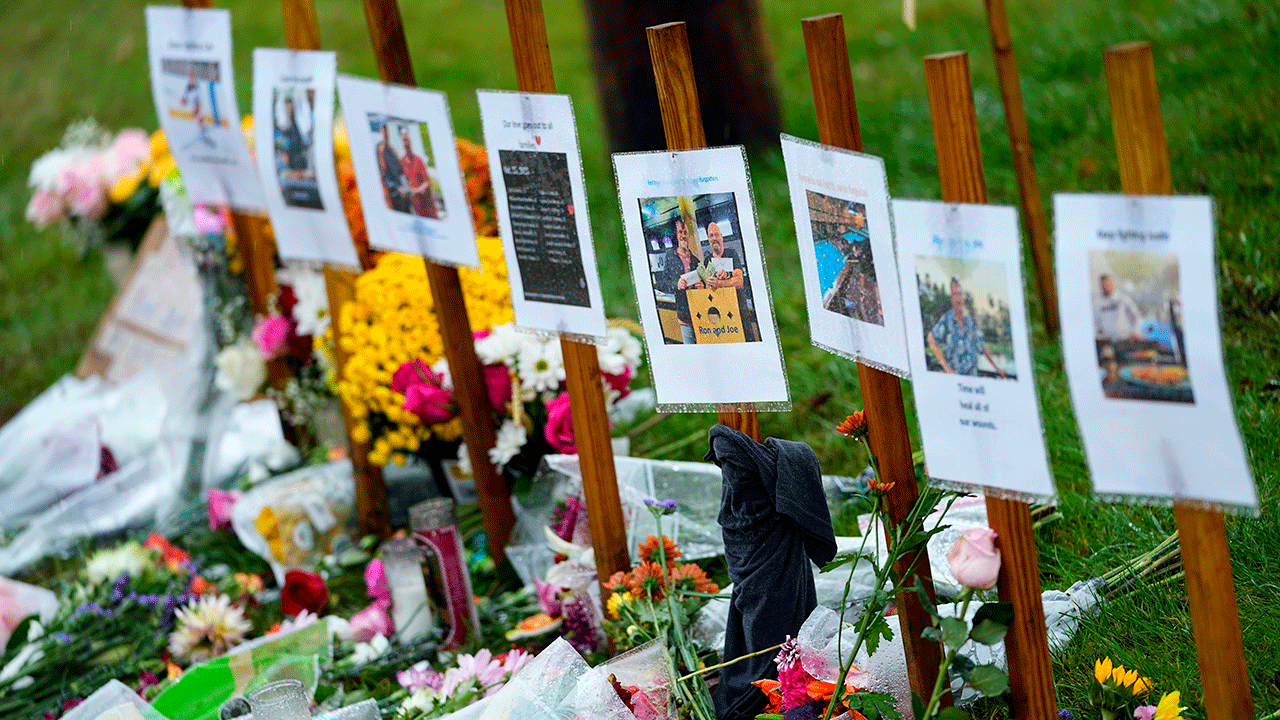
[246,679,310,720]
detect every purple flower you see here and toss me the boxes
[644,498,679,515]
[111,573,131,605]
[1058,712,1075,720]
[54,633,73,643]
[560,595,598,653]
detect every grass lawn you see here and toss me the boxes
[2,0,1278,715]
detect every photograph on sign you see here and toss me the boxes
[893,199,1052,500]
[336,75,477,268]
[251,49,358,268]
[779,136,909,375]
[613,146,788,411]
[145,6,264,212]
[477,91,605,339]
[1054,193,1254,509]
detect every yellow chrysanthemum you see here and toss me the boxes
[607,590,633,620]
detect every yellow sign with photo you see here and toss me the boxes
[688,287,745,344]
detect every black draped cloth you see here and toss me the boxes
[704,425,837,720]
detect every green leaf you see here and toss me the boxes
[912,692,926,720]
[845,691,901,720]
[4,616,34,654]
[821,550,876,573]
[937,707,971,720]
[940,616,969,651]
[949,653,975,676]
[968,618,1009,646]
[913,580,938,616]
[921,626,942,642]
[971,602,1013,628]
[864,615,894,656]
[963,664,1010,697]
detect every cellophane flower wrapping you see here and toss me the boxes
[480,637,635,720]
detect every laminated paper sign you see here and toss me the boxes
[336,75,478,268]
[252,49,358,268]
[893,200,1053,500]
[476,90,605,340]
[145,6,264,212]
[780,135,910,375]
[613,147,789,412]
[1054,193,1255,510]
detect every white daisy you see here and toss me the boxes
[167,594,251,664]
[475,323,525,366]
[396,688,441,717]
[597,326,643,375]
[488,419,527,470]
[516,338,563,392]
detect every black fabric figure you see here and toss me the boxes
[704,424,837,720]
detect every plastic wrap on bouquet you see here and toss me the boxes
[597,639,676,720]
[61,679,171,720]
[507,455,725,586]
[230,460,356,585]
[482,637,636,720]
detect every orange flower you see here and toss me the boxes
[189,575,213,596]
[752,679,783,713]
[605,571,631,595]
[669,563,719,595]
[143,533,190,573]
[637,535,681,566]
[627,562,668,601]
[836,411,868,438]
[867,474,896,493]
[234,573,264,594]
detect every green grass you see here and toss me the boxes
[2,0,1278,716]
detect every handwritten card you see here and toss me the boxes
[336,75,477,268]
[1054,193,1255,510]
[613,147,788,411]
[781,135,909,375]
[894,200,1053,500]
[477,90,605,340]
[145,6,264,211]
[252,49,358,268]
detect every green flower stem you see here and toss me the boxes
[920,589,974,720]
[652,507,715,720]
[676,642,784,682]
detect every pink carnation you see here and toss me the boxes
[207,488,241,530]
[543,392,576,454]
[534,577,562,617]
[364,559,390,605]
[348,599,394,643]
[25,190,66,229]
[252,315,291,359]
[193,205,227,235]
[403,383,455,424]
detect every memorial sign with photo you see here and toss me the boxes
[336,75,477,268]
[477,91,605,339]
[894,200,1053,500]
[780,135,909,375]
[252,49,358,268]
[146,6,264,211]
[1054,193,1255,509]
[613,147,788,411]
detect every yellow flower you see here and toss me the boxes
[1152,691,1186,720]
[606,590,633,619]
[149,129,169,162]
[1094,657,1113,685]
[148,155,177,187]
[109,166,147,203]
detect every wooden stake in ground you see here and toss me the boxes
[646,21,761,443]
[501,0,631,591]
[359,0,516,561]
[278,0,392,538]
[982,0,1059,337]
[924,51,1058,720]
[800,12,944,707]
[1104,40,1255,720]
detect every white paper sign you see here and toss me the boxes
[336,75,477,267]
[613,147,789,412]
[780,135,910,375]
[893,200,1053,500]
[1054,193,1255,509]
[145,6,264,212]
[477,90,605,340]
[252,49,358,269]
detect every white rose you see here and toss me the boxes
[215,340,267,401]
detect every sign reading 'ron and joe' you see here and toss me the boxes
[477,91,605,340]
[337,75,478,268]
[894,200,1054,501]
[1055,193,1255,510]
[613,147,789,412]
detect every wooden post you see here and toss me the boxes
[800,13,945,707]
[501,0,631,590]
[1104,41,1255,720]
[982,0,1058,337]
[279,0,392,539]
[924,51,1058,720]
[359,0,516,561]
[646,21,762,443]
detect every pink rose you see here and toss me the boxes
[483,363,512,412]
[946,527,1002,591]
[365,559,390,605]
[25,190,66,229]
[193,205,227,235]
[105,129,149,180]
[59,167,107,221]
[543,392,576,454]
[207,488,241,530]
[403,382,455,424]
[348,599,394,642]
[252,315,291,359]
[392,359,437,394]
